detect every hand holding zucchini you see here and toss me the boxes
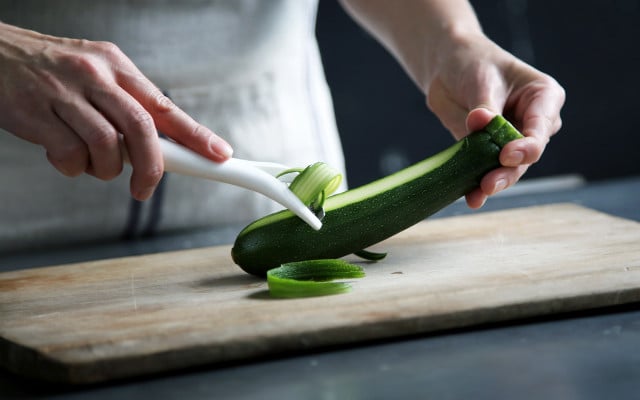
[232,115,523,277]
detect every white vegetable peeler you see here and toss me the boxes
[123,138,323,230]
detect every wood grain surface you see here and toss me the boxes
[1,204,639,384]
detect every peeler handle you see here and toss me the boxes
[124,138,322,230]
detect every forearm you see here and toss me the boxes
[338,0,482,93]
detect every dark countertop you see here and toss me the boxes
[1,175,639,399]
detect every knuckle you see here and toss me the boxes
[140,164,164,185]
[64,41,123,79]
[128,109,155,133]
[188,123,216,151]
[190,123,208,140]
[150,91,175,113]
[92,40,124,60]
[556,83,567,102]
[524,113,554,138]
[46,143,88,176]
[58,140,88,160]
[528,138,546,163]
[538,74,556,87]
[540,74,566,103]
[86,125,118,149]
[554,117,563,134]
[58,51,103,80]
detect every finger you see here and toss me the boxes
[500,136,543,167]
[467,107,542,168]
[52,97,122,180]
[27,112,90,177]
[89,85,163,201]
[465,107,497,133]
[520,79,565,141]
[157,98,233,161]
[479,164,529,196]
[45,138,89,178]
[119,72,233,161]
[506,77,565,166]
[498,116,550,169]
[465,188,488,209]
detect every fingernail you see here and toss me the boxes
[210,136,233,159]
[494,179,507,193]
[506,150,524,166]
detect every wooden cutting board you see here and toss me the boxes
[1,204,640,384]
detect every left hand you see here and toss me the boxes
[427,32,566,208]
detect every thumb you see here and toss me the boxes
[465,107,498,133]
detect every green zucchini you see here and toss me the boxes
[232,115,523,276]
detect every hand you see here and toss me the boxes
[0,22,233,200]
[427,32,565,208]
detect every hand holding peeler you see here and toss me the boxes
[122,138,323,230]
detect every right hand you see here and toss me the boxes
[426,32,565,208]
[0,22,233,200]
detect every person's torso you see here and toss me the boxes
[0,0,346,252]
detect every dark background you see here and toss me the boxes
[316,0,640,187]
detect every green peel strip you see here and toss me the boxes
[267,163,368,298]
[267,260,365,298]
[279,162,342,211]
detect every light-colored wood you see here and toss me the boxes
[1,204,640,383]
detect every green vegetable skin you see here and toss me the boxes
[267,260,366,298]
[232,115,523,276]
